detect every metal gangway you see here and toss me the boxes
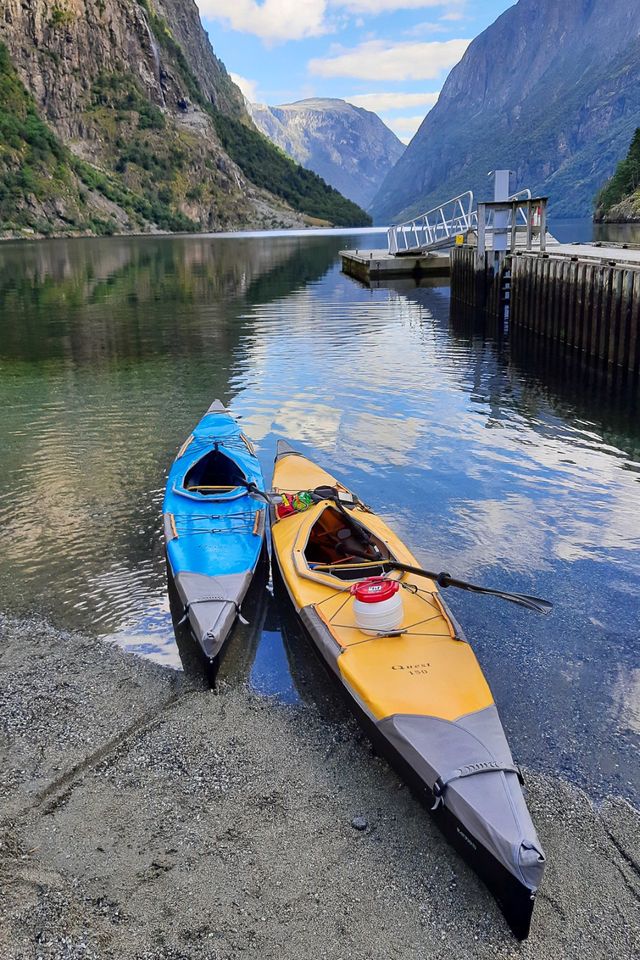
[388,192,476,255]
[387,189,545,256]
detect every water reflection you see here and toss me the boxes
[0,227,638,804]
[0,235,340,363]
[270,567,350,720]
[551,218,640,245]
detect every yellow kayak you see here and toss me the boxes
[271,440,545,939]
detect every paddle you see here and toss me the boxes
[238,480,277,504]
[240,481,362,508]
[313,554,552,615]
[241,480,552,614]
[241,482,359,508]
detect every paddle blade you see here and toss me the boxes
[488,591,553,615]
[443,576,553,615]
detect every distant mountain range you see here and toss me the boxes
[247,98,405,210]
[371,0,640,224]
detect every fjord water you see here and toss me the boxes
[0,226,638,804]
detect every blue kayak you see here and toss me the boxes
[162,400,267,663]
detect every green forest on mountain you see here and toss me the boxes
[595,128,640,217]
[136,0,370,228]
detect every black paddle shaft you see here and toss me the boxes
[386,561,553,615]
[260,482,552,615]
[314,553,553,615]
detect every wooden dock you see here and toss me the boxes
[510,246,640,376]
[450,241,640,380]
[339,182,640,385]
[340,249,450,283]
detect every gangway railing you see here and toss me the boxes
[478,189,534,234]
[387,191,475,255]
[387,189,544,257]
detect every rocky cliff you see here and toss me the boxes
[0,0,369,237]
[372,0,640,224]
[248,98,404,210]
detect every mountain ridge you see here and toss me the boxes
[371,0,640,223]
[247,97,404,210]
[0,0,369,237]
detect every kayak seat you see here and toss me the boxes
[184,449,246,495]
[304,506,391,576]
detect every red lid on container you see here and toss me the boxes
[350,577,400,604]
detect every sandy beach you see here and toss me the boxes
[1,614,638,959]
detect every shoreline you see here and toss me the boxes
[593,217,640,224]
[5,217,632,245]
[1,613,638,958]
[0,225,385,245]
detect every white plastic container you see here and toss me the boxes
[350,577,404,635]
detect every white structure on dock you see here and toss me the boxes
[341,172,554,282]
[386,175,551,258]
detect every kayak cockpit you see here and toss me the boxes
[304,505,393,581]
[183,447,247,497]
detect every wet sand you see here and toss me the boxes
[1,614,639,959]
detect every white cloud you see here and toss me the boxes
[309,37,469,81]
[345,90,439,112]
[196,0,467,42]
[229,72,260,102]
[335,0,463,11]
[403,20,446,36]
[382,113,425,142]
[195,0,328,42]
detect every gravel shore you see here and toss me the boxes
[1,614,639,959]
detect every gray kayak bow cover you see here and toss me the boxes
[207,399,230,414]
[378,707,546,892]
[174,570,253,661]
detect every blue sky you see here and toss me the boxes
[195,0,516,142]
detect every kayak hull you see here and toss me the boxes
[270,441,544,939]
[162,400,266,665]
[170,568,254,661]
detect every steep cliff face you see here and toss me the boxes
[372,0,640,223]
[0,0,369,236]
[248,98,404,210]
[152,0,244,114]
[1,0,234,137]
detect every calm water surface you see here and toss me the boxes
[0,221,638,803]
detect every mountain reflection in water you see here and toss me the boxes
[0,227,638,804]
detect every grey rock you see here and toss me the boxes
[351,816,368,831]
[0,0,332,236]
[248,98,404,210]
